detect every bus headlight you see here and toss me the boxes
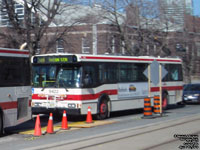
[68,103,76,108]
[31,102,35,107]
[31,102,41,107]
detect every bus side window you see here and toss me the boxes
[171,70,178,81]
[84,72,92,86]
[162,64,182,81]
[99,64,106,84]
[83,65,97,87]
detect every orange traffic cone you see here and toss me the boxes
[34,115,42,136]
[46,113,54,134]
[61,110,68,130]
[86,106,93,123]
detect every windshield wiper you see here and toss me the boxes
[60,82,69,92]
[54,81,68,92]
[41,87,46,91]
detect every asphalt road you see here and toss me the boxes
[39,115,200,150]
[1,104,200,150]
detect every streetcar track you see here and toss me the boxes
[74,120,200,150]
[31,115,200,150]
[142,131,200,150]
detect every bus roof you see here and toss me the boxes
[32,53,182,64]
[0,47,29,57]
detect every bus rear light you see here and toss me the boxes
[31,102,41,107]
[31,102,34,107]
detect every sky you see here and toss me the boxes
[193,0,200,16]
[64,0,200,17]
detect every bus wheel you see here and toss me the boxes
[162,92,169,110]
[96,100,109,120]
[0,112,3,136]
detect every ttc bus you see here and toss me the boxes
[0,48,31,135]
[31,54,183,119]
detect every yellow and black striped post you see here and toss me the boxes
[153,96,160,115]
[142,97,154,119]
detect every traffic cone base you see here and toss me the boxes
[34,115,42,136]
[61,110,69,130]
[46,113,54,134]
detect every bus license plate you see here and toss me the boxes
[44,102,56,108]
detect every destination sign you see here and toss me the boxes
[48,57,68,63]
[33,55,77,64]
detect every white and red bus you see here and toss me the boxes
[0,48,31,135]
[31,54,183,119]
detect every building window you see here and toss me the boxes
[36,48,40,55]
[15,3,24,17]
[196,42,200,57]
[82,37,90,53]
[0,8,10,26]
[0,1,25,26]
[57,39,64,53]
[111,36,115,54]
[35,42,41,55]
[121,41,125,55]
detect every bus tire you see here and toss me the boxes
[96,99,109,120]
[0,111,3,136]
[162,92,169,110]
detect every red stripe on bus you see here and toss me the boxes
[80,56,181,62]
[151,86,183,92]
[156,59,182,62]
[0,49,29,55]
[32,89,118,101]
[67,89,117,100]
[32,94,47,99]
[0,100,31,110]
[32,86,182,101]
[0,101,17,110]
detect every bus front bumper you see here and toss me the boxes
[32,107,81,115]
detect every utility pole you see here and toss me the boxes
[92,24,97,55]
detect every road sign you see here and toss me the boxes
[161,64,168,80]
[143,60,168,85]
[143,59,168,115]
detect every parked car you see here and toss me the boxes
[183,83,200,104]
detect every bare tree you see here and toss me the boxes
[92,0,200,83]
[96,0,174,56]
[159,0,200,83]
[176,15,200,83]
[0,0,80,55]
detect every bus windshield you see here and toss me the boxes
[32,65,81,88]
